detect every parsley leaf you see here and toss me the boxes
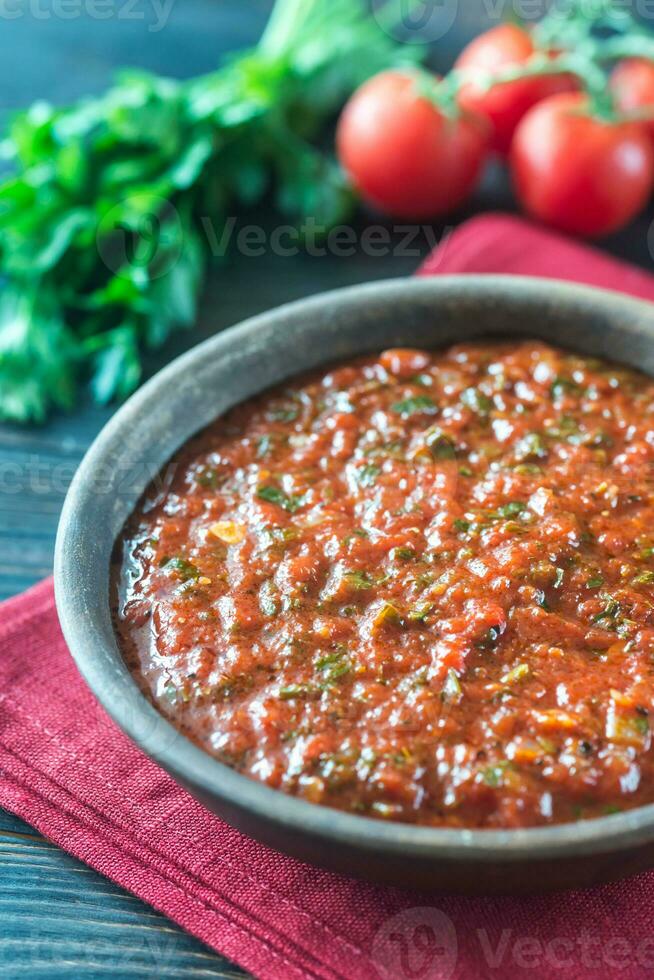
[461,387,493,416]
[0,0,424,423]
[356,464,381,487]
[392,396,437,417]
[257,484,304,513]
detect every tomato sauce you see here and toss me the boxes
[114,341,654,828]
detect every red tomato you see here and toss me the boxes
[611,58,654,140]
[336,70,488,221]
[456,24,577,155]
[511,93,654,237]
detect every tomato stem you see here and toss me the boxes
[412,3,653,128]
[435,52,615,122]
[535,0,640,51]
[598,36,654,63]
[408,66,461,120]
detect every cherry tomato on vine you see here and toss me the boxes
[511,92,654,237]
[336,70,488,221]
[456,23,577,155]
[611,58,654,141]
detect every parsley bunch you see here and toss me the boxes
[0,0,423,423]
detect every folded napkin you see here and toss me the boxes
[2,214,654,980]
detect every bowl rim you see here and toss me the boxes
[55,273,654,864]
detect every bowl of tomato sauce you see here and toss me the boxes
[55,274,654,892]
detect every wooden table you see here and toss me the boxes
[1,2,653,975]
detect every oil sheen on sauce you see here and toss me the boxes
[114,341,654,828]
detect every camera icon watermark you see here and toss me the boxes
[372,906,458,980]
[371,0,459,44]
[96,193,183,280]
[96,193,453,275]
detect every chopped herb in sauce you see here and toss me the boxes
[391,395,437,417]
[355,464,381,487]
[343,570,374,590]
[461,387,492,416]
[424,428,457,459]
[117,341,654,830]
[257,484,304,513]
[550,376,582,400]
[160,556,201,582]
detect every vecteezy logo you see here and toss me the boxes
[371,0,459,44]
[96,193,183,280]
[371,906,458,980]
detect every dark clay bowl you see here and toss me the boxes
[55,275,654,894]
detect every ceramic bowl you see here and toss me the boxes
[55,275,654,893]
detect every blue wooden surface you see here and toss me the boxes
[1,2,653,977]
[0,810,248,977]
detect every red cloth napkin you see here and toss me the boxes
[3,213,654,980]
[419,212,654,301]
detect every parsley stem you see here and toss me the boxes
[259,0,316,58]
[599,35,654,62]
[432,50,613,122]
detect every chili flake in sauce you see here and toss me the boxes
[114,341,654,828]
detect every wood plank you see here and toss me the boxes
[0,813,248,978]
[1,1,653,975]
